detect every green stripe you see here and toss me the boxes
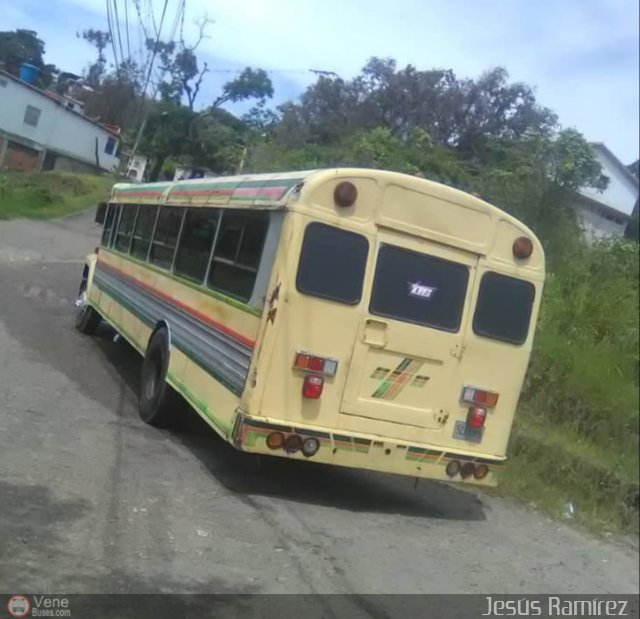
[167,371,231,437]
[104,248,262,316]
[95,278,244,397]
[95,294,233,438]
[372,357,411,398]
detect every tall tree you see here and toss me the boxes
[79,29,112,88]
[0,29,58,87]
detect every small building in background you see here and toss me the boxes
[0,67,120,174]
[574,143,639,241]
[124,154,149,182]
[173,165,218,181]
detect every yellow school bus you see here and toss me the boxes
[76,168,544,486]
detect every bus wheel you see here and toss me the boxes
[75,284,101,335]
[139,329,179,427]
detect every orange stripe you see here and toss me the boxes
[99,260,256,349]
[384,360,420,400]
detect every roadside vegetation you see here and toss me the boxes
[2,26,638,534]
[0,171,115,220]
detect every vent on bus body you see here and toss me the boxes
[293,352,338,377]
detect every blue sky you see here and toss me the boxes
[5,0,639,163]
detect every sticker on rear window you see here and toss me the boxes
[408,281,437,299]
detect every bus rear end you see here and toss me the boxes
[232,172,544,487]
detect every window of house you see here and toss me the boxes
[114,205,138,253]
[23,105,41,127]
[130,205,158,260]
[296,223,369,305]
[207,211,269,302]
[105,137,117,155]
[149,207,184,269]
[174,209,220,283]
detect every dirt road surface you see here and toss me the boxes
[0,210,638,600]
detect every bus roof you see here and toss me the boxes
[111,170,312,208]
[111,168,544,270]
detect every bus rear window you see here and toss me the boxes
[473,272,535,345]
[296,223,369,305]
[370,245,469,332]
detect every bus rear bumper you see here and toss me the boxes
[231,412,504,487]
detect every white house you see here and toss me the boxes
[124,154,149,182]
[574,143,639,241]
[0,69,120,174]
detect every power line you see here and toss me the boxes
[131,0,171,157]
[123,0,132,60]
[105,0,120,72]
[167,0,185,48]
[111,0,126,65]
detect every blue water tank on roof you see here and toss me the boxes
[19,63,39,84]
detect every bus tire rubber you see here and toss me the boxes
[139,329,180,428]
[75,285,102,335]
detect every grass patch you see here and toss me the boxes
[495,411,639,535]
[0,171,116,220]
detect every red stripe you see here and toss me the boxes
[99,260,256,349]
[170,188,235,197]
[116,191,162,198]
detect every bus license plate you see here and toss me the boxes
[453,420,483,443]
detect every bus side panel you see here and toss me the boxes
[247,212,373,431]
[92,250,256,438]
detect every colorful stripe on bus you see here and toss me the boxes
[93,260,254,396]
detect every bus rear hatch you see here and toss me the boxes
[340,231,478,430]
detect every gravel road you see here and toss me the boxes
[0,209,638,597]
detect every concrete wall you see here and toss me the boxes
[579,146,639,217]
[0,75,119,172]
[574,196,628,241]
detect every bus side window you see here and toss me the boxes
[207,210,268,302]
[108,205,122,248]
[174,208,220,283]
[101,205,116,247]
[114,205,139,253]
[149,206,184,270]
[130,205,159,261]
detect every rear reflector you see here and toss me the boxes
[266,432,285,450]
[446,460,461,477]
[467,406,487,428]
[461,386,499,407]
[284,434,303,453]
[293,351,338,377]
[474,464,489,480]
[302,437,320,457]
[302,374,324,399]
[460,462,475,479]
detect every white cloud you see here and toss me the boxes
[5,0,638,162]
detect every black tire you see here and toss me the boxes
[75,284,101,335]
[139,329,180,427]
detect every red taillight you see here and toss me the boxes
[294,353,311,369]
[293,351,338,377]
[302,375,324,399]
[461,386,499,407]
[467,406,487,428]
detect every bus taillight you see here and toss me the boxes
[461,386,499,407]
[302,375,324,399]
[293,352,338,377]
[467,406,487,428]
